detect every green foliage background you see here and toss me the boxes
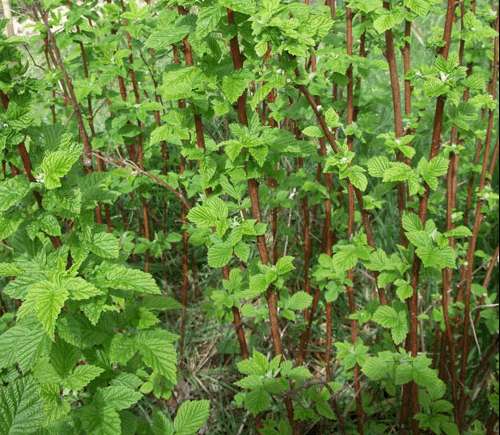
[0,0,498,434]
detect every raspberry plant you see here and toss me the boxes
[0,0,498,434]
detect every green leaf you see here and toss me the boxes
[38,214,61,236]
[27,281,68,339]
[91,232,120,258]
[249,146,268,167]
[0,377,44,435]
[222,69,254,104]
[372,306,399,328]
[286,291,313,310]
[233,241,250,262]
[0,263,24,276]
[0,176,30,212]
[249,273,268,295]
[441,421,459,435]
[344,165,368,191]
[302,126,324,137]
[82,404,121,435]
[106,265,161,294]
[145,26,193,49]
[333,245,359,272]
[367,156,390,177]
[0,318,49,373]
[418,156,448,189]
[276,256,295,275]
[395,363,413,385]
[403,0,429,17]
[244,388,271,416]
[373,12,395,33]
[444,226,472,238]
[383,162,413,182]
[391,311,409,344]
[141,295,183,311]
[173,400,210,435]
[136,331,177,384]
[206,196,229,221]
[395,279,413,301]
[432,399,454,413]
[416,245,456,269]
[235,375,264,389]
[362,356,391,380]
[402,211,423,232]
[152,409,174,435]
[196,4,225,38]
[98,386,142,410]
[219,0,256,14]
[41,150,80,189]
[207,241,233,268]
[187,206,218,227]
[65,277,104,300]
[64,365,104,391]
[0,211,23,240]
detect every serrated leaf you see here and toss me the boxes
[402,211,423,232]
[367,156,390,177]
[395,280,413,301]
[27,281,68,339]
[444,226,472,238]
[82,404,121,435]
[109,334,137,365]
[416,245,457,269]
[141,295,182,311]
[372,306,399,328]
[0,263,24,276]
[136,331,177,384]
[286,291,313,310]
[418,156,448,188]
[383,162,413,182]
[332,245,359,272]
[207,241,233,268]
[65,277,104,300]
[373,12,395,33]
[0,377,44,435]
[106,265,161,294]
[152,408,174,435]
[395,363,413,385]
[145,26,192,49]
[196,4,225,38]
[0,176,30,212]
[441,421,459,435]
[38,214,61,236]
[64,365,104,391]
[362,357,391,380]
[41,150,80,189]
[249,273,268,295]
[222,69,253,104]
[244,388,270,416]
[0,318,51,373]
[174,400,210,435]
[276,256,295,275]
[403,0,429,17]
[233,241,250,262]
[98,386,142,410]
[187,206,218,227]
[206,196,228,221]
[91,232,120,258]
[249,146,268,167]
[220,0,256,14]
[344,165,368,191]
[391,311,409,344]
[302,126,324,137]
